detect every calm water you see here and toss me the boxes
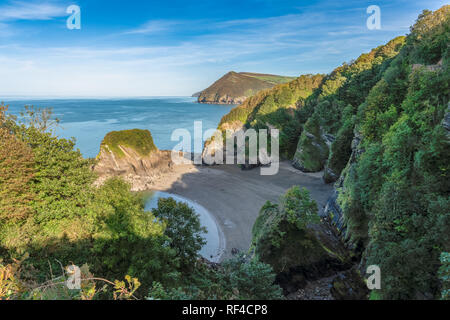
[145,191,224,262]
[4,97,233,158]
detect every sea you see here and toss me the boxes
[3,96,233,158]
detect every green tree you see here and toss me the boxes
[221,254,283,300]
[152,197,206,269]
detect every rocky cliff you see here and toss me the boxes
[93,129,174,191]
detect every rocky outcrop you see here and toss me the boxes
[272,222,352,295]
[323,190,345,233]
[202,121,245,165]
[323,166,339,184]
[252,187,352,295]
[323,130,364,244]
[93,129,175,191]
[292,118,330,172]
[199,95,248,105]
[330,267,369,300]
[412,58,443,72]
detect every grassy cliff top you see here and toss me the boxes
[101,129,157,158]
[240,72,297,85]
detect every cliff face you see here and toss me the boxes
[197,71,295,105]
[292,115,332,172]
[93,129,174,191]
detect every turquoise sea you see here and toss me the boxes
[4,97,233,158]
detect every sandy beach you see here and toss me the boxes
[149,161,334,261]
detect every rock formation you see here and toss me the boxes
[93,129,175,191]
[251,187,353,295]
[292,115,331,172]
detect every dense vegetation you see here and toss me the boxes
[293,35,406,174]
[0,105,282,300]
[214,5,449,300]
[267,6,448,299]
[251,187,321,272]
[336,7,450,299]
[251,187,354,294]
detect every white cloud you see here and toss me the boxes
[123,20,182,35]
[0,1,66,21]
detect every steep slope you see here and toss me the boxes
[292,35,406,175]
[220,5,449,300]
[276,6,450,299]
[197,71,296,105]
[202,74,324,162]
[325,6,450,299]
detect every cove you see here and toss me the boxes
[145,191,225,262]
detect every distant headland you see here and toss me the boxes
[194,71,296,105]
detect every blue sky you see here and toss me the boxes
[0,0,446,96]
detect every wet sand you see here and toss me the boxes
[149,161,333,261]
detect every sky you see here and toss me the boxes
[0,0,446,97]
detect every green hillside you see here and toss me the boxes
[196,71,296,105]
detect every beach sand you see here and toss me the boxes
[149,161,334,261]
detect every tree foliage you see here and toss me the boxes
[152,197,206,269]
